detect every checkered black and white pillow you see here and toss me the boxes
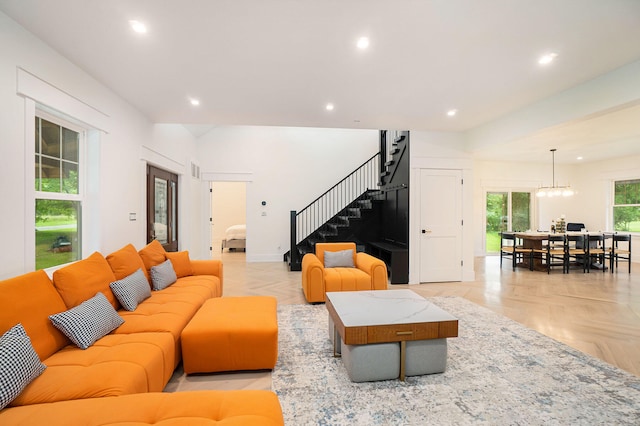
[150,259,177,291]
[110,268,151,311]
[49,292,124,350]
[0,323,47,409]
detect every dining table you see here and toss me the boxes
[514,232,551,271]
[514,231,619,272]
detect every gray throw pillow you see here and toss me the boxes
[0,323,47,410]
[49,292,124,350]
[324,249,355,268]
[110,268,151,311]
[150,259,177,290]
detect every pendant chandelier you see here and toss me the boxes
[536,149,574,197]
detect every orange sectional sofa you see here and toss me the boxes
[0,241,284,425]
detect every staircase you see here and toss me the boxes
[287,130,409,271]
[288,189,384,270]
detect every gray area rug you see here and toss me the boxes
[272,297,640,425]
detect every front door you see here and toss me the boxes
[419,169,462,282]
[147,165,178,252]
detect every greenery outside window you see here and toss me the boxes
[35,116,83,269]
[486,191,531,253]
[613,179,640,232]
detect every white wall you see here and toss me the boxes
[197,126,378,262]
[0,11,201,279]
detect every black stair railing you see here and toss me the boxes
[289,153,381,268]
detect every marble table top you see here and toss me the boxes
[326,289,457,327]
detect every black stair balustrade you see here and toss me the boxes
[289,153,381,270]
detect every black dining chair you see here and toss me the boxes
[566,234,587,273]
[532,234,566,274]
[586,233,608,273]
[611,233,632,273]
[500,232,532,271]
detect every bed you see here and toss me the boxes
[221,224,246,251]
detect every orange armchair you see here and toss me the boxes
[301,242,388,303]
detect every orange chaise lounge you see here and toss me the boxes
[0,240,283,425]
[301,242,388,303]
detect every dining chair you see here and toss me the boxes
[585,233,608,273]
[532,234,566,274]
[566,234,587,273]
[610,233,632,273]
[500,232,532,271]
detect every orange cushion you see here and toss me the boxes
[324,267,372,292]
[106,244,148,281]
[165,251,193,278]
[52,252,118,309]
[0,270,69,360]
[0,390,284,426]
[138,240,166,277]
[11,332,175,407]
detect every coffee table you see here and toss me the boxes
[326,290,458,382]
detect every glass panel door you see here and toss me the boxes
[512,192,531,232]
[486,191,532,253]
[154,177,168,244]
[486,192,508,253]
[147,165,178,251]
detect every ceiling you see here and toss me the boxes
[2,0,640,163]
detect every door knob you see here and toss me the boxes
[422,229,432,234]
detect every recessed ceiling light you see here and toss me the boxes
[129,20,148,34]
[190,98,200,106]
[447,109,457,117]
[356,37,370,49]
[538,52,558,65]
[577,156,583,160]
[326,103,334,111]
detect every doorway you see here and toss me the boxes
[210,182,247,257]
[485,191,531,253]
[147,165,178,251]
[419,169,462,282]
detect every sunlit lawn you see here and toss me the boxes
[486,231,501,253]
[618,221,640,232]
[35,227,78,270]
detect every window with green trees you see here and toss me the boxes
[35,116,82,269]
[613,179,640,232]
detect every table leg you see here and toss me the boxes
[333,326,340,358]
[400,340,406,381]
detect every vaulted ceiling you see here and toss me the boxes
[2,0,640,163]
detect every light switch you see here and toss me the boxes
[129,213,137,221]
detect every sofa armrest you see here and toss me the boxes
[190,260,223,292]
[301,253,325,303]
[356,252,388,290]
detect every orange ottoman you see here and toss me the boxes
[181,296,278,374]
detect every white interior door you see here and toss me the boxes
[419,169,462,282]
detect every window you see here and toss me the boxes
[35,115,83,269]
[485,191,531,253]
[613,179,640,232]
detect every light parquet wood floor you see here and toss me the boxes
[218,250,640,377]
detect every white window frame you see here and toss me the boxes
[34,110,86,270]
[18,68,109,273]
[612,178,640,234]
